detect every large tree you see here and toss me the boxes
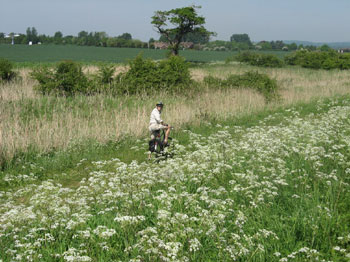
[118,33,132,40]
[26,27,38,44]
[151,6,214,55]
[230,34,252,46]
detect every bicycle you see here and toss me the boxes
[148,126,174,160]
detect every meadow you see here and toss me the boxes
[0,44,289,65]
[1,57,350,261]
[0,95,350,261]
[1,63,350,169]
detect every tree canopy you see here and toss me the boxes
[230,34,252,45]
[151,5,214,55]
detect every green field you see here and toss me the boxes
[0,44,290,64]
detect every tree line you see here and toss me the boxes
[0,27,150,48]
[1,23,328,53]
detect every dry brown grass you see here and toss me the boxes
[1,64,350,162]
[198,64,350,104]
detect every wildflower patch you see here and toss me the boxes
[1,97,350,261]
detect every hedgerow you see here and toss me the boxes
[284,50,350,70]
[31,58,278,101]
[204,71,279,101]
[227,51,284,68]
[31,55,193,96]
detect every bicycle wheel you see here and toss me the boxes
[154,138,163,155]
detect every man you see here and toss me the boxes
[149,101,171,144]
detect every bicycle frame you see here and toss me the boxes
[154,129,165,152]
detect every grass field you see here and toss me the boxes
[0,44,290,65]
[1,95,350,261]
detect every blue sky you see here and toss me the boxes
[1,0,350,42]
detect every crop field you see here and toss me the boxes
[0,44,290,65]
[1,95,350,261]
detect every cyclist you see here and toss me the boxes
[149,101,171,145]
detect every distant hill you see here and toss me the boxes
[283,40,350,49]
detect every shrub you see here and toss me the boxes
[117,54,159,94]
[0,58,17,81]
[55,61,89,94]
[204,71,278,101]
[284,51,302,66]
[338,55,350,70]
[202,75,226,88]
[31,61,90,95]
[116,54,192,94]
[31,56,192,96]
[158,55,191,88]
[97,64,115,84]
[227,52,284,68]
[284,50,350,70]
[30,66,56,94]
[226,51,255,64]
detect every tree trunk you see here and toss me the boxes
[171,43,180,56]
[171,48,179,56]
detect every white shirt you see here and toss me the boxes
[149,108,163,125]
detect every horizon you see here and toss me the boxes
[3,28,350,45]
[1,0,350,43]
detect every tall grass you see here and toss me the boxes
[1,64,350,168]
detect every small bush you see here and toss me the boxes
[204,71,278,101]
[202,75,226,88]
[227,52,284,68]
[97,64,115,85]
[87,64,118,95]
[116,55,159,94]
[116,54,192,94]
[0,58,17,82]
[158,55,191,88]
[30,66,56,94]
[31,61,90,95]
[284,50,350,70]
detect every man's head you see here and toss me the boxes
[156,101,164,111]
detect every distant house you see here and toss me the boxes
[180,42,194,50]
[153,42,170,50]
[153,41,195,50]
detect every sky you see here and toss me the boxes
[1,0,350,43]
